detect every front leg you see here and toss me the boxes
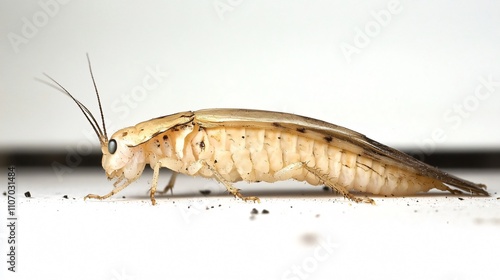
[85,176,136,202]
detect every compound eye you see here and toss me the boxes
[108,139,117,154]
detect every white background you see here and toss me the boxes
[1,0,499,152]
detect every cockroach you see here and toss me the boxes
[43,56,488,205]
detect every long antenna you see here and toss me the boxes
[86,53,108,141]
[42,73,106,146]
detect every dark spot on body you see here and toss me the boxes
[163,135,168,141]
[200,141,205,151]
[214,160,218,164]
[278,136,281,140]
[122,132,128,137]
[296,127,306,133]
[324,136,333,143]
[24,191,31,198]
[272,122,283,128]
[241,136,245,139]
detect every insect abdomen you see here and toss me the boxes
[188,127,442,196]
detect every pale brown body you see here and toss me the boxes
[92,109,488,204]
[46,57,488,204]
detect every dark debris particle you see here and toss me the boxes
[262,209,269,214]
[2,191,6,196]
[251,208,259,214]
[322,186,329,192]
[199,190,211,196]
[497,197,499,200]
[24,191,31,198]
[122,196,126,199]
[63,195,68,199]
[211,206,214,209]
[458,197,464,201]
[218,204,221,207]
[315,214,320,218]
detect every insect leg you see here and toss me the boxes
[156,172,178,195]
[202,160,260,203]
[302,164,375,204]
[84,177,134,202]
[149,158,184,205]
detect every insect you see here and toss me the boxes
[44,56,488,205]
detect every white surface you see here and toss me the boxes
[1,0,500,150]
[1,167,499,280]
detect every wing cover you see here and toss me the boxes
[194,108,488,195]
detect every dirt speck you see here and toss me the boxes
[199,190,211,196]
[301,233,319,246]
[251,208,259,215]
[24,191,31,198]
[63,195,68,199]
[458,197,464,201]
[262,209,269,214]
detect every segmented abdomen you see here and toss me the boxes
[183,127,443,196]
